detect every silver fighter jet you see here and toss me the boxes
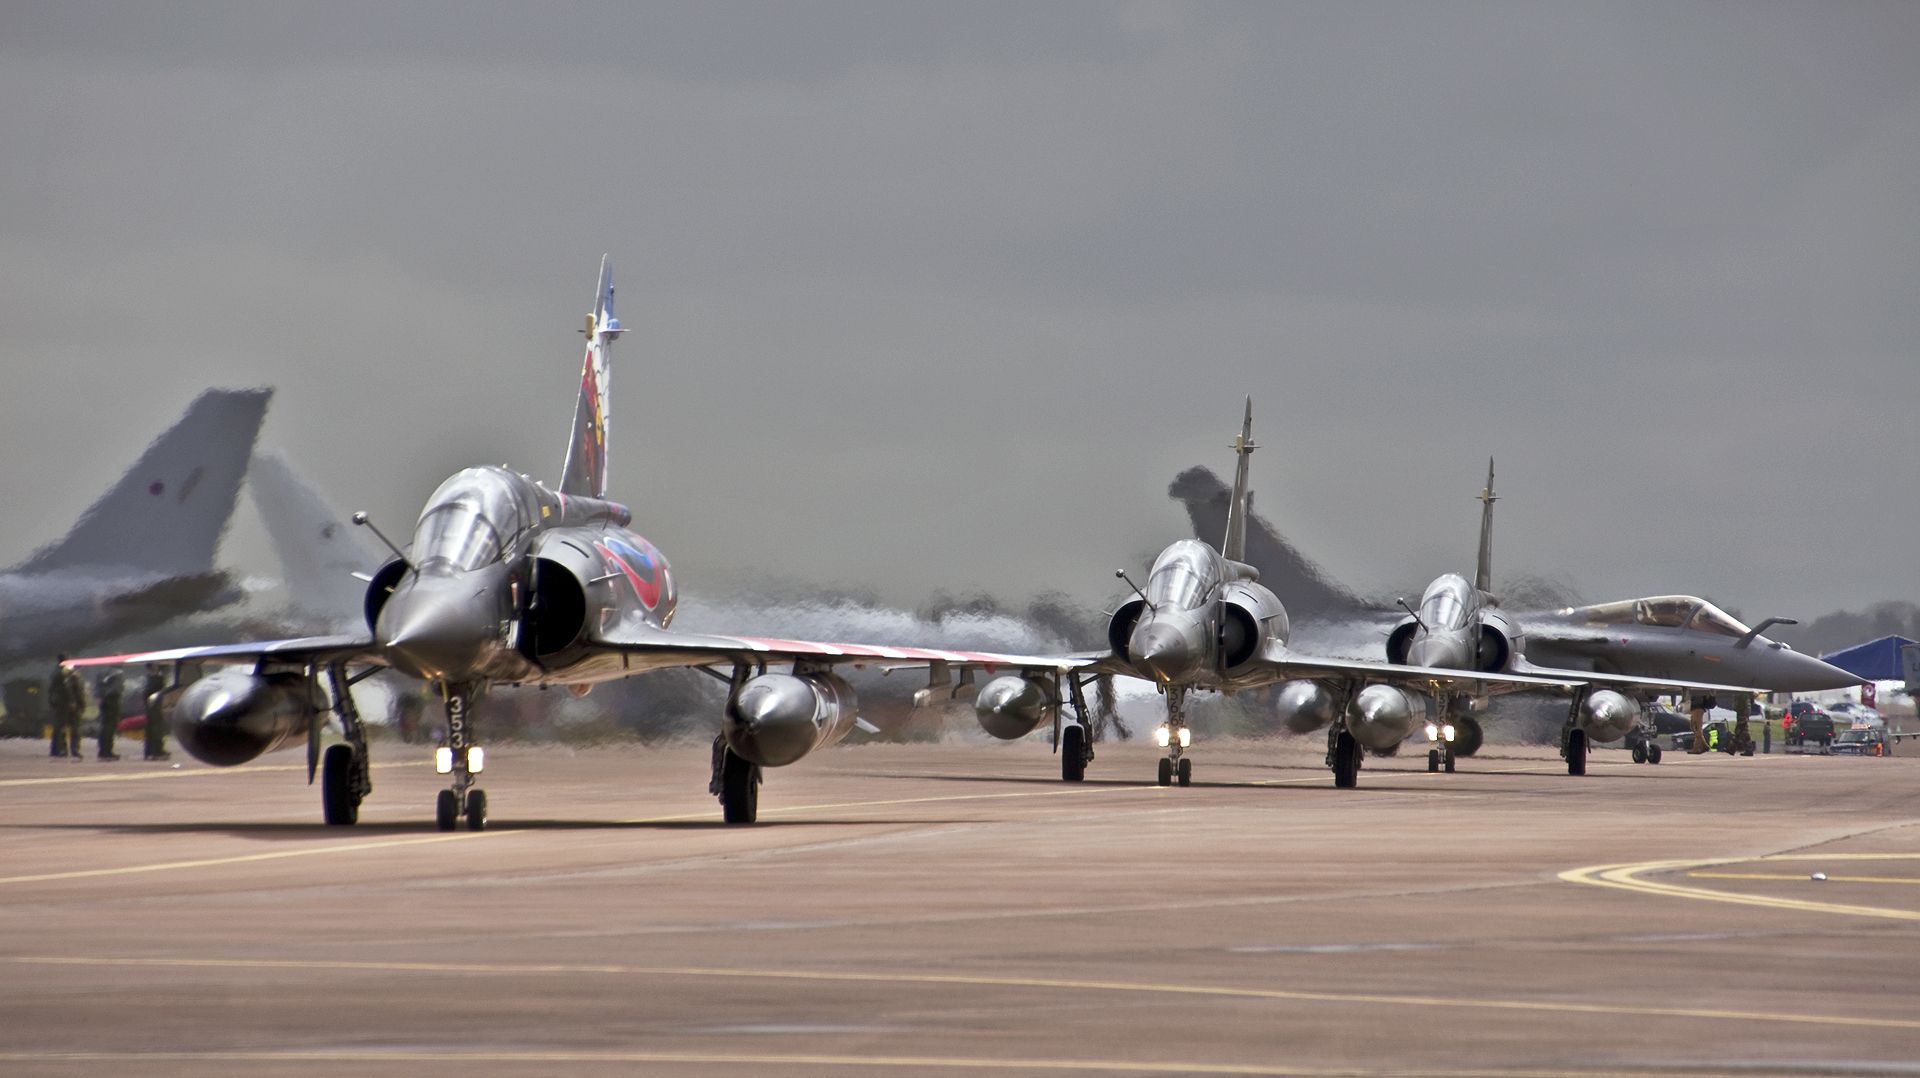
[1371,460,1860,774]
[71,257,1066,829]
[955,400,1569,789]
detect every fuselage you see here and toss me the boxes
[372,465,676,684]
[1120,538,1290,689]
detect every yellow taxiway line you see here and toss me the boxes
[1560,853,1920,921]
[0,760,413,788]
[14,954,1920,1032]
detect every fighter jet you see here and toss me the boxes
[0,388,270,669]
[1370,460,1861,773]
[70,258,1065,829]
[955,399,1569,788]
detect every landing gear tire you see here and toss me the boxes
[321,743,359,826]
[1631,742,1648,764]
[1427,749,1440,773]
[435,788,458,832]
[464,789,487,831]
[1176,757,1192,786]
[1061,724,1087,783]
[1647,743,1663,764]
[1333,732,1361,789]
[1567,729,1588,776]
[719,749,759,825]
[1157,757,1173,786]
[1443,753,1455,774]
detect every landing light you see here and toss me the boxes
[467,746,485,774]
[434,746,454,774]
[1154,725,1171,748]
[1179,727,1191,748]
[1442,724,1456,743]
[1424,722,1439,742]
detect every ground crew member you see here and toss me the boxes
[95,668,123,760]
[47,657,85,761]
[1706,722,1723,753]
[142,665,171,761]
[1687,695,1709,755]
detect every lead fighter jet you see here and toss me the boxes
[70,257,1067,829]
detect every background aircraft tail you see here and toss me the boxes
[248,450,386,627]
[1475,458,1496,593]
[1222,397,1256,562]
[559,255,624,499]
[19,388,271,577]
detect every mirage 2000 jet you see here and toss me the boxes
[950,400,1571,789]
[70,258,1066,830]
[1360,460,1860,775]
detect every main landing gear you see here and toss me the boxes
[318,663,372,826]
[434,681,487,831]
[1561,689,1589,777]
[1059,672,1095,783]
[1323,682,1362,788]
[711,736,761,824]
[1153,685,1192,786]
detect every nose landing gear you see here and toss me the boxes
[435,682,487,831]
[1154,686,1192,786]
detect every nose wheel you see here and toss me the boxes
[434,682,487,831]
[1153,688,1192,786]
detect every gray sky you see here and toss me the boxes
[2,2,1916,624]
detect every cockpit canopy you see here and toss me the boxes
[1564,595,1751,638]
[410,466,536,572]
[1418,573,1474,631]
[1145,540,1221,611]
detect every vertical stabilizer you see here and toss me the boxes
[248,451,387,627]
[559,255,624,499]
[1474,457,1496,593]
[1222,396,1257,562]
[19,388,271,576]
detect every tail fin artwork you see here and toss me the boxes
[1474,457,1496,594]
[559,255,625,500]
[247,451,387,627]
[1221,396,1257,563]
[19,388,271,577]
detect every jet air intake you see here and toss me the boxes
[167,669,314,767]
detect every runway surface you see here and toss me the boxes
[2,733,1916,1076]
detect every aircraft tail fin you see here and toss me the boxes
[19,388,270,578]
[559,254,624,499]
[1222,396,1257,562]
[1474,457,1496,593]
[247,451,387,627]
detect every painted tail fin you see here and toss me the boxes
[18,388,271,577]
[1222,396,1257,562]
[559,254,625,499]
[1474,457,1496,593]
[247,451,387,627]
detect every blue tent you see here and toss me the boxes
[1819,635,1918,681]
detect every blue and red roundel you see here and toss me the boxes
[596,536,664,610]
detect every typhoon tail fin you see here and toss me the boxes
[1222,397,1257,562]
[18,388,271,577]
[559,255,624,499]
[247,451,387,627]
[1474,457,1496,593]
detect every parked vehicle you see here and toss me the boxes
[1785,701,1835,748]
[1830,727,1894,757]
[1829,702,1884,727]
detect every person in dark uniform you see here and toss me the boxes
[94,668,123,760]
[48,657,85,761]
[142,665,171,761]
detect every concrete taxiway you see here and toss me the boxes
[1,733,1916,1076]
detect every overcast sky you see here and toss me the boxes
[2,2,1915,626]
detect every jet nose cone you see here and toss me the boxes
[378,572,503,680]
[1405,631,1471,671]
[1130,618,1201,684]
[1790,649,1867,692]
